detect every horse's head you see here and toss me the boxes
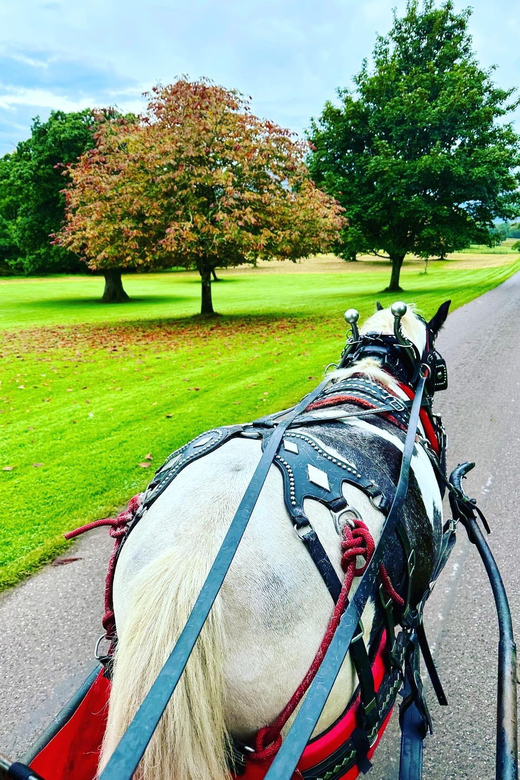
[338,300,451,394]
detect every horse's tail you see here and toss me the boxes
[98,546,231,780]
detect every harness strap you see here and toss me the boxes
[398,632,432,780]
[416,623,447,707]
[296,523,342,602]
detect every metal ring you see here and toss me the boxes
[324,362,338,374]
[420,363,431,379]
[94,633,110,661]
[332,507,362,535]
[294,522,313,540]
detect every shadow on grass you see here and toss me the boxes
[24,294,189,309]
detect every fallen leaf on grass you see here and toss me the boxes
[27,426,34,430]
[144,453,153,461]
[165,414,173,418]
[52,557,82,566]
[2,466,14,471]
[138,462,151,468]
[32,463,44,468]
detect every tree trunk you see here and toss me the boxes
[211,268,220,281]
[200,267,214,315]
[385,254,405,292]
[101,268,130,303]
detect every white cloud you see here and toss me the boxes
[0,87,96,111]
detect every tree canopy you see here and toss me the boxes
[57,80,345,311]
[308,0,520,291]
[0,110,99,275]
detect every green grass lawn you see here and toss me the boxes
[1,252,519,589]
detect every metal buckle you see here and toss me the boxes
[379,582,392,610]
[352,619,365,642]
[94,633,112,663]
[294,521,313,540]
[388,397,406,412]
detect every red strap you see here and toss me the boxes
[64,494,142,641]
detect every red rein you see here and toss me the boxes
[64,494,142,641]
[252,519,403,761]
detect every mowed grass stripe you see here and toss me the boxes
[1,255,519,589]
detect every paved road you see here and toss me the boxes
[1,274,519,776]
[372,272,520,779]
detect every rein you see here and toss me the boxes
[263,369,429,779]
[99,364,431,780]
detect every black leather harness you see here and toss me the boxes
[100,329,516,780]
[113,367,449,780]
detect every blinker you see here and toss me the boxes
[338,301,448,393]
[426,349,448,392]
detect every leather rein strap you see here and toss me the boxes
[264,369,429,780]
[97,376,334,780]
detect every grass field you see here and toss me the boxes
[1,249,519,590]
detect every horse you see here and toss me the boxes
[98,300,451,780]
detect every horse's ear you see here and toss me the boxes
[376,301,384,311]
[428,300,451,337]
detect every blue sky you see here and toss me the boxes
[0,0,519,156]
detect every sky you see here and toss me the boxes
[0,0,519,157]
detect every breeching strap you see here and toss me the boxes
[97,376,334,780]
[263,369,428,780]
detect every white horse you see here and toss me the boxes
[99,302,449,780]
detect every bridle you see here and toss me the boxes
[337,302,448,398]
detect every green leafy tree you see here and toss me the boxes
[0,110,98,275]
[308,0,520,291]
[57,80,345,310]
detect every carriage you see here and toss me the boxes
[1,301,517,780]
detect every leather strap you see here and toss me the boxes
[297,524,342,602]
[417,623,447,707]
[399,633,432,780]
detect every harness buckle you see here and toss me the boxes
[294,521,313,541]
[388,396,406,412]
[94,633,113,667]
[351,619,365,643]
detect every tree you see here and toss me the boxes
[308,0,520,291]
[0,110,99,275]
[57,80,345,310]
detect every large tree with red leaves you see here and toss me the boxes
[57,80,345,312]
